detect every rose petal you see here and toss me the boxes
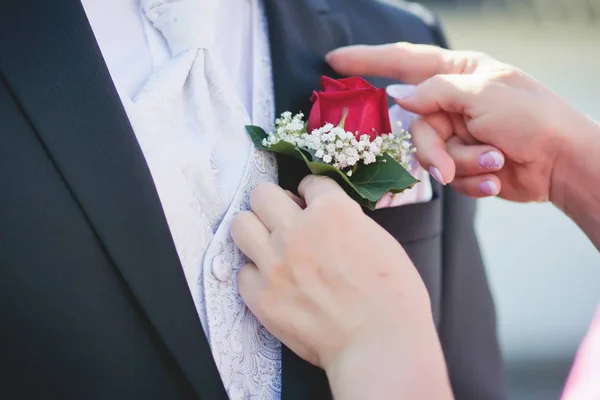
[334,76,374,90]
[316,88,380,134]
[320,76,349,92]
[309,76,392,139]
[320,76,374,92]
[307,92,322,134]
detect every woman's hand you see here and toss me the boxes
[231,176,452,400]
[326,43,594,203]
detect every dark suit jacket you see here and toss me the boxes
[0,0,507,399]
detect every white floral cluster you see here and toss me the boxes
[263,111,415,176]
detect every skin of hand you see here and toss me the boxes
[231,176,453,400]
[325,42,592,202]
[326,42,600,249]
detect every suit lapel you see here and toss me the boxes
[264,0,352,398]
[265,0,353,196]
[0,1,226,399]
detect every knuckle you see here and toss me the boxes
[311,175,334,187]
[477,62,523,86]
[427,74,447,88]
[275,230,314,278]
[490,66,523,82]
[250,182,278,208]
[470,75,495,96]
[311,193,346,215]
[278,227,304,259]
[454,50,493,73]
[465,50,491,62]
[264,259,290,290]
[312,193,362,221]
[230,211,253,237]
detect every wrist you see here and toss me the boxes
[551,112,600,248]
[325,313,453,400]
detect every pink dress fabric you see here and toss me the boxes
[561,305,600,400]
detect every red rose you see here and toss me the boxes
[307,76,392,140]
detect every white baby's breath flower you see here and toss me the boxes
[368,142,381,154]
[262,112,416,172]
[363,152,376,165]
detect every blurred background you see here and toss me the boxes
[387,0,600,398]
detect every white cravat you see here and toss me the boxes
[137,0,251,231]
[81,0,282,399]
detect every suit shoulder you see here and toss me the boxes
[328,0,449,47]
[377,1,439,27]
[375,0,446,37]
[371,0,449,47]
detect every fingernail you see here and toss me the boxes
[428,166,446,185]
[479,180,499,196]
[478,151,504,170]
[386,84,415,100]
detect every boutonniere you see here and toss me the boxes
[246,76,418,210]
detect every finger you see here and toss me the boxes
[237,263,265,316]
[231,211,273,268]
[326,42,487,84]
[396,74,484,116]
[284,190,306,209]
[446,139,505,177]
[250,182,302,231]
[297,175,347,205]
[410,115,456,185]
[451,174,502,198]
[447,112,476,145]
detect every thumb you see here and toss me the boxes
[393,74,482,116]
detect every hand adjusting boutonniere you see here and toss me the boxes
[246,76,418,210]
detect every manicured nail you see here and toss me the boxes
[386,84,415,100]
[428,166,445,185]
[479,180,499,196]
[478,151,504,170]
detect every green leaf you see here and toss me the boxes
[245,125,419,211]
[295,152,418,211]
[246,125,269,150]
[349,153,419,202]
[296,150,356,188]
[246,125,304,160]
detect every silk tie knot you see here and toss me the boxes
[142,0,217,55]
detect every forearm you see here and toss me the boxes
[551,113,600,250]
[325,316,454,400]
